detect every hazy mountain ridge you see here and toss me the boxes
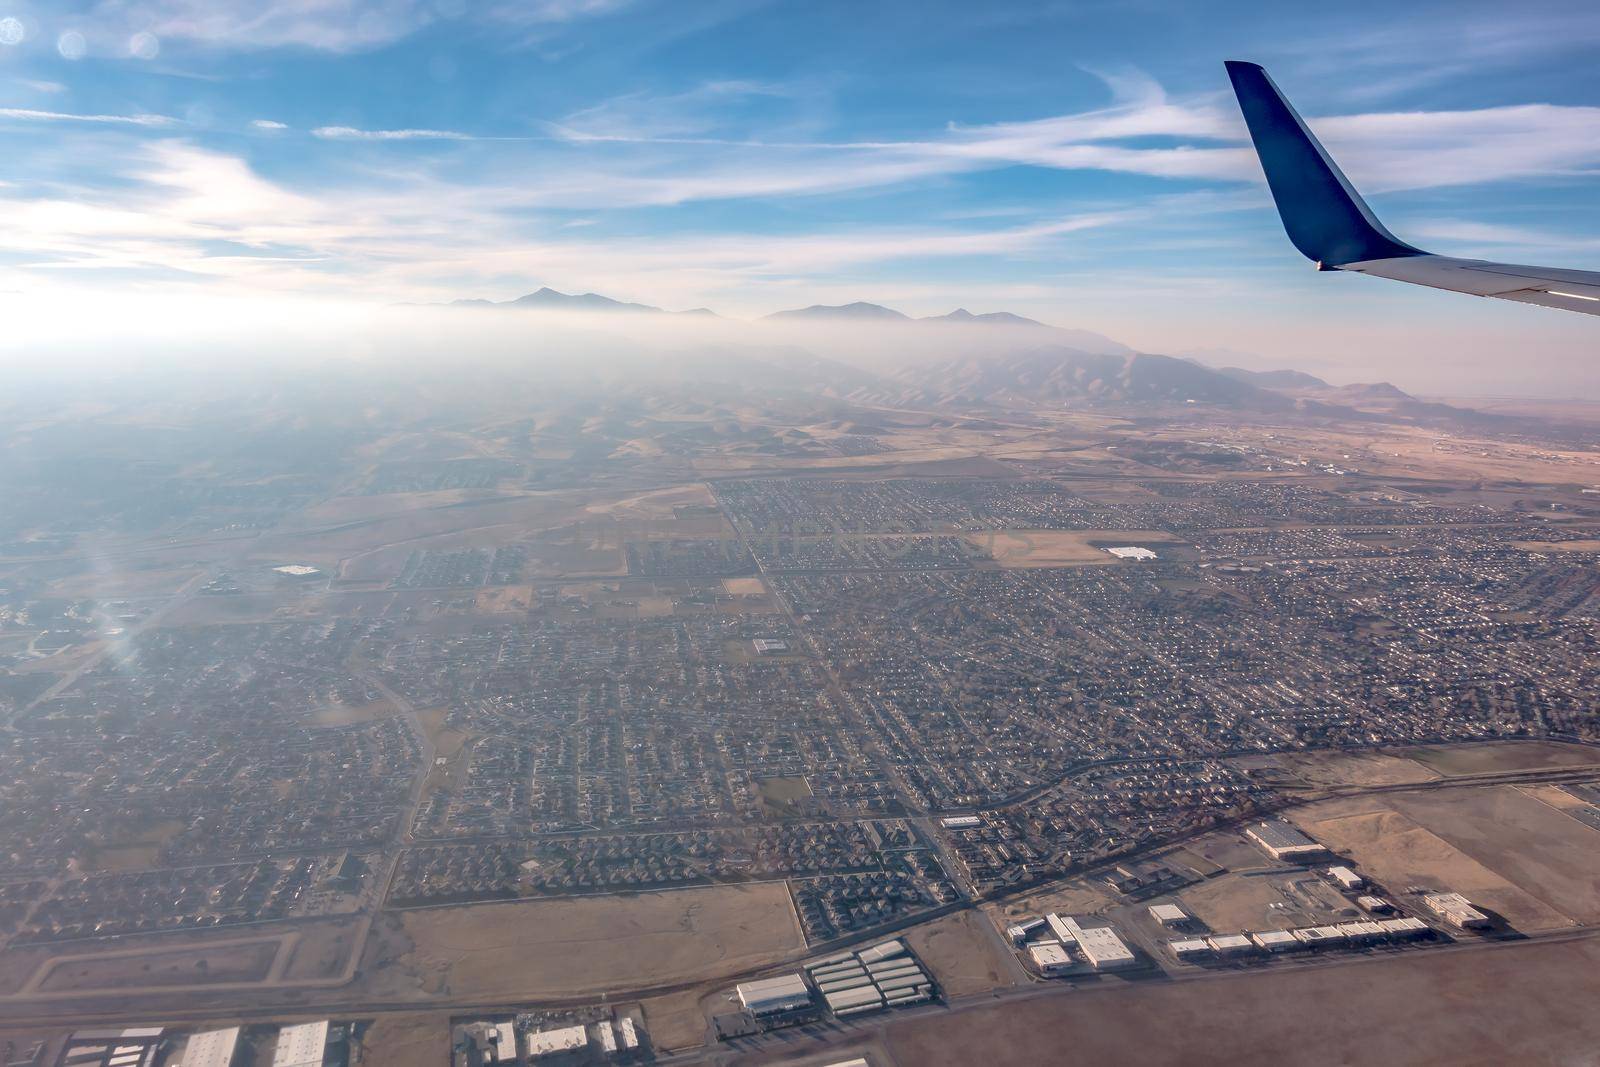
[415,286,1529,430]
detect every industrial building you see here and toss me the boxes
[940,815,982,830]
[1028,941,1074,976]
[526,1026,588,1060]
[1207,933,1255,956]
[1245,820,1327,862]
[1378,917,1432,939]
[178,1028,241,1067]
[804,939,935,1016]
[1337,920,1386,943]
[1168,937,1212,961]
[1328,865,1365,890]
[1425,892,1491,929]
[1046,912,1078,945]
[59,1029,165,1067]
[857,938,908,965]
[737,974,814,1018]
[1148,903,1188,926]
[1006,916,1047,944]
[1293,925,1347,947]
[1358,895,1393,913]
[1055,915,1135,969]
[487,1022,516,1063]
[1251,930,1302,952]
[272,1021,329,1067]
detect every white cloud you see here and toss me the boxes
[312,125,472,140]
[0,107,178,126]
[251,118,289,130]
[90,0,635,53]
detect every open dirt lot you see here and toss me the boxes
[356,1011,451,1067]
[1400,741,1600,776]
[876,935,1600,1067]
[1513,539,1600,553]
[1291,795,1576,932]
[902,911,1018,996]
[1177,870,1350,933]
[1383,786,1600,924]
[280,917,368,981]
[969,529,1182,568]
[29,937,281,994]
[386,883,804,999]
[985,879,1117,926]
[1262,749,1441,788]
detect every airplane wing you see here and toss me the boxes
[1225,60,1600,316]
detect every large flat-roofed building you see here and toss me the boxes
[272,1021,329,1067]
[1207,933,1255,956]
[1252,930,1302,952]
[1168,937,1212,960]
[1425,892,1491,929]
[1059,916,1135,970]
[1379,917,1431,939]
[737,973,813,1017]
[823,985,884,1015]
[1245,820,1326,862]
[488,1022,516,1063]
[1006,917,1047,944]
[1293,925,1347,947]
[1028,941,1074,976]
[857,939,908,965]
[1328,865,1364,890]
[180,1028,241,1067]
[526,1025,588,1059]
[1148,903,1188,926]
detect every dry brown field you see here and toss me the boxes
[383,882,804,1000]
[1290,794,1576,932]
[901,911,1018,996]
[1401,741,1600,776]
[1256,749,1440,787]
[1382,786,1600,924]
[985,879,1117,927]
[878,935,1600,1067]
[969,529,1182,568]
[29,937,281,994]
[355,1011,451,1067]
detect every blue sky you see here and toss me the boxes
[1,0,1599,393]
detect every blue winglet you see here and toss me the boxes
[1225,61,1424,268]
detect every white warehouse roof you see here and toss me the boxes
[526,1026,588,1059]
[181,1029,240,1067]
[272,1021,329,1067]
[738,973,812,1016]
[1060,916,1135,968]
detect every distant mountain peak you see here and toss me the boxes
[923,308,1046,327]
[433,286,716,316]
[1215,366,1332,391]
[764,301,911,321]
[509,288,662,314]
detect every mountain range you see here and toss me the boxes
[430,286,1507,427]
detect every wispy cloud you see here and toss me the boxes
[311,125,473,141]
[251,118,289,130]
[93,0,637,53]
[0,108,179,127]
